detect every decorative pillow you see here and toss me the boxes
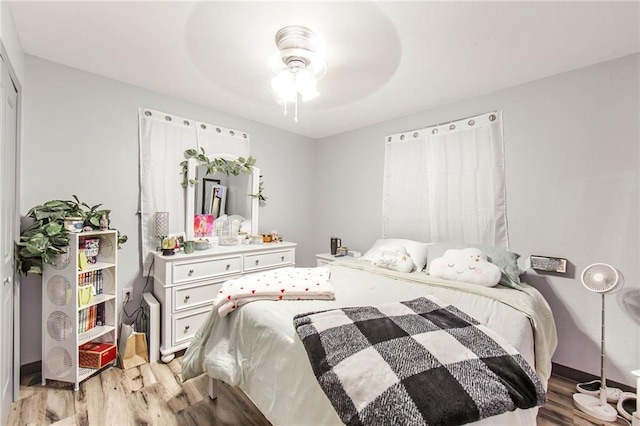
[428,248,501,287]
[370,246,414,273]
[361,238,431,272]
[425,242,523,289]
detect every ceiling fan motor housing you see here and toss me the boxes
[275,26,318,69]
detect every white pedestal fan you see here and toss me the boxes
[573,263,625,422]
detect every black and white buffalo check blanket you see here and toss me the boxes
[293,296,546,426]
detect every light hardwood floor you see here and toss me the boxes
[8,358,631,426]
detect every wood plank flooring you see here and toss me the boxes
[8,357,632,425]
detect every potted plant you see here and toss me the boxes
[15,195,128,275]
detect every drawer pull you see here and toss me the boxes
[255,259,260,266]
[188,269,194,276]
[184,295,190,302]
[226,264,231,270]
[281,256,285,261]
[184,325,190,332]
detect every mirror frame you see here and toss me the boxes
[185,154,259,240]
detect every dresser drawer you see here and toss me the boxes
[172,308,210,346]
[244,249,294,272]
[173,281,224,313]
[172,256,242,284]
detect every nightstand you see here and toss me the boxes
[316,253,341,266]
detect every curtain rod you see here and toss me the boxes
[386,111,500,142]
[407,111,498,134]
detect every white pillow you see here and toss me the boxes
[361,238,430,272]
[428,248,501,287]
[370,246,414,273]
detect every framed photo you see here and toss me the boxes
[194,214,215,237]
[165,232,186,249]
[208,185,227,218]
[202,178,221,215]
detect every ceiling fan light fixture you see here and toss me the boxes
[270,25,326,121]
[271,70,297,102]
[295,68,319,101]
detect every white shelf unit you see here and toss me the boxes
[41,230,118,391]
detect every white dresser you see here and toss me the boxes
[152,241,296,362]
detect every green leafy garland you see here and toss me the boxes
[180,148,267,204]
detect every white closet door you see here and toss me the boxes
[0,55,18,424]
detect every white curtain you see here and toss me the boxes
[139,109,196,273]
[382,111,509,248]
[138,108,250,273]
[197,123,249,159]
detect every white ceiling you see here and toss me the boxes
[8,1,640,139]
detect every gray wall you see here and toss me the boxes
[17,49,640,387]
[20,55,317,365]
[314,54,640,386]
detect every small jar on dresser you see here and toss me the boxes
[152,241,296,363]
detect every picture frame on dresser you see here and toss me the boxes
[167,232,185,249]
[201,178,221,215]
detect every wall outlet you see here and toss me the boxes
[122,287,133,302]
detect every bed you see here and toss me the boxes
[182,244,557,426]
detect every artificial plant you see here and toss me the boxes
[15,195,128,275]
[181,148,267,205]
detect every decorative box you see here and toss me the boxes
[80,238,100,264]
[78,342,116,369]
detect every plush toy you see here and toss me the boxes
[428,247,501,287]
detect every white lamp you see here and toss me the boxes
[154,212,169,252]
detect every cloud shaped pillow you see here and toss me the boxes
[362,238,430,272]
[370,246,414,273]
[428,248,501,287]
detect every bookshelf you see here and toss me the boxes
[41,230,118,391]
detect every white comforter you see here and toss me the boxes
[182,259,557,426]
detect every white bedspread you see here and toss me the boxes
[182,259,557,426]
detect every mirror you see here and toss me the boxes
[185,155,259,240]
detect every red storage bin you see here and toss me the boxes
[78,342,116,369]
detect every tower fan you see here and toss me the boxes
[573,263,625,422]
